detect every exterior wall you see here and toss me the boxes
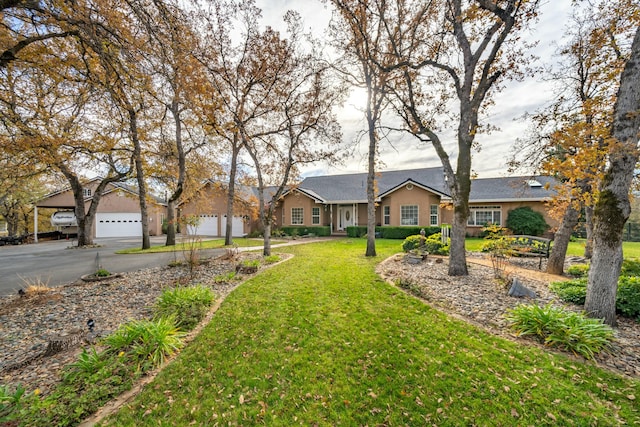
[179,183,253,237]
[441,200,558,237]
[379,185,441,227]
[279,191,323,227]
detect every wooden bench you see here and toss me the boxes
[507,235,552,269]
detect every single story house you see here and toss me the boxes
[33,168,558,241]
[273,167,558,236]
[35,178,166,240]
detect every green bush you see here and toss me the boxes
[402,235,425,252]
[621,259,640,276]
[423,232,450,255]
[153,285,215,331]
[550,276,640,320]
[617,276,640,320]
[505,303,614,359]
[550,279,587,305]
[567,264,590,278]
[345,226,442,239]
[506,207,549,236]
[281,226,331,237]
[481,236,513,254]
[480,223,510,239]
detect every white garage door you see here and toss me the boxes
[186,214,218,236]
[96,213,142,238]
[223,215,245,237]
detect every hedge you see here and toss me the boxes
[346,226,441,239]
[280,226,331,237]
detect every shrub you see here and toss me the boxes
[281,226,331,237]
[480,223,510,239]
[506,207,549,236]
[617,276,640,320]
[567,264,589,278]
[95,268,111,277]
[550,276,640,320]
[402,235,425,252]
[154,285,215,331]
[505,303,614,359]
[422,232,450,255]
[621,259,640,276]
[481,236,512,254]
[550,279,587,305]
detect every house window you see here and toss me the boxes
[83,188,91,197]
[430,205,438,226]
[400,205,418,226]
[383,206,390,225]
[468,205,502,226]
[312,207,320,225]
[291,207,303,225]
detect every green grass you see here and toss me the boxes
[116,237,285,254]
[101,239,640,426]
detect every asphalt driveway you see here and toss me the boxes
[0,236,218,296]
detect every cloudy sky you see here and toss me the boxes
[256,0,574,179]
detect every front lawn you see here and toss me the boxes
[101,239,639,426]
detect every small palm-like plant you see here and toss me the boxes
[505,304,614,359]
[103,318,185,369]
[64,347,106,381]
[154,285,215,331]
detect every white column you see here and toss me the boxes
[34,206,38,243]
[353,203,357,226]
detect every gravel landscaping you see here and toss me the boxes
[0,252,258,396]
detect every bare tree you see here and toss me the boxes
[329,0,399,257]
[381,0,540,275]
[244,12,343,256]
[196,0,293,246]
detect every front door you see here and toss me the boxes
[338,206,353,230]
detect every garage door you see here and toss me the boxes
[186,214,218,236]
[96,213,143,238]
[222,215,245,237]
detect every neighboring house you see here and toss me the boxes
[36,178,166,239]
[274,167,558,236]
[178,180,260,237]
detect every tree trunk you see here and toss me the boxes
[365,104,377,257]
[225,142,240,246]
[166,198,177,246]
[165,99,185,247]
[130,108,150,250]
[584,205,594,259]
[546,201,580,275]
[448,203,468,276]
[263,222,272,257]
[585,28,640,326]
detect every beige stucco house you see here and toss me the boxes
[273,167,558,236]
